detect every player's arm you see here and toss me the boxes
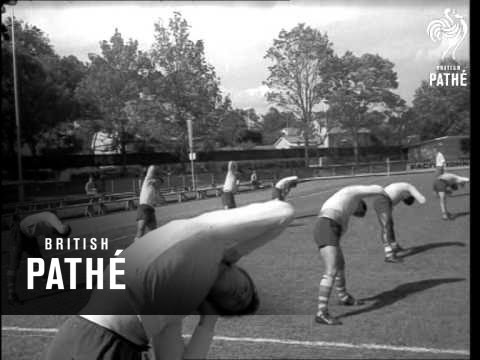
[47,213,68,234]
[406,184,426,204]
[141,316,184,360]
[183,314,218,359]
[141,313,217,360]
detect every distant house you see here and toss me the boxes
[91,131,119,155]
[273,134,325,149]
[272,126,374,149]
[324,127,374,148]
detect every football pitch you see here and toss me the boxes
[2,169,470,359]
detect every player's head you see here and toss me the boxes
[450,183,459,191]
[207,264,259,316]
[403,196,415,206]
[353,199,367,217]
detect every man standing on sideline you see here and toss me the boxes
[250,170,260,190]
[434,147,446,176]
[313,185,387,325]
[221,161,238,209]
[85,175,98,196]
[135,165,163,241]
[433,172,469,220]
[374,182,426,263]
[7,211,71,306]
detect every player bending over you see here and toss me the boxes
[433,172,469,220]
[221,161,238,209]
[135,165,164,241]
[7,211,71,306]
[374,182,426,263]
[272,176,298,201]
[42,200,295,360]
[313,185,387,325]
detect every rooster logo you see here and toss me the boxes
[427,8,468,60]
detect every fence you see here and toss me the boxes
[2,158,470,202]
[1,158,469,230]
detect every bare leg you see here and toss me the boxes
[438,192,450,220]
[315,245,342,325]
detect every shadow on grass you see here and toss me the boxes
[288,222,307,228]
[450,211,470,220]
[339,277,465,319]
[398,241,466,259]
[448,192,470,198]
[294,213,318,220]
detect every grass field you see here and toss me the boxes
[1,169,470,359]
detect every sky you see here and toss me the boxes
[8,0,469,115]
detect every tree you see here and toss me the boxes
[264,23,334,166]
[150,12,222,158]
[411,58,470,140]
[260,107,297,144]
[1,18,77,156]
[75,28,152,164]
[322,52,404,162]
[217,108,249,147]
[236,129,263,146]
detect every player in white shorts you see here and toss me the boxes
[135,165,164,241]
[272,176,298,201]
[373,183,426,263]
[221,161,238,209]
[42,200,295,360]
[7,211,71,306]
[433,172,469,220]
[313,185,387,325]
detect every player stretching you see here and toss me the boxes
[433,172,469,220]
[272,176,298,201]
[374,182,426,263]
[43,200,295,360]
[221,161,238,209]
[7,212,71,306]
[314,185,387,325]
[135,165,163,241]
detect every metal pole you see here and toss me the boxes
[190,158,195,191]
[11,7,24,201]
[187,119,195,191]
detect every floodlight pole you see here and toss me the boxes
[11,7,24,201]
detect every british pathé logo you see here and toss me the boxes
[427,8,467,61]
[427,9,468,87]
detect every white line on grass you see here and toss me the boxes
[2,326,469,356]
